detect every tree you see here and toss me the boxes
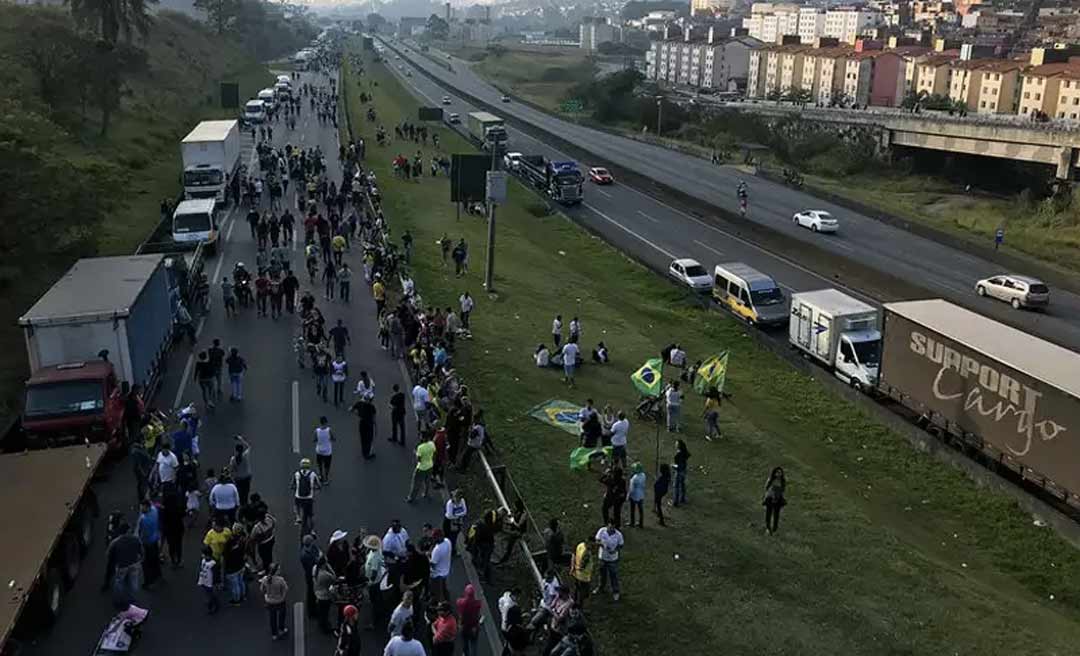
[426,14,449,40]
[766,87,783,103]
[88,39,147,135]
[193,0,240,35]
[67,0,158,45]
[14,13,87,109]
[366,13,386,34]
[783,87,812,105]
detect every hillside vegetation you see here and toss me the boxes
[0,3,313,428]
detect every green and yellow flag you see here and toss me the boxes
[630,358,664,397]
[694,351,729,395]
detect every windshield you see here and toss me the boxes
[852,339,881,366]
[684,264,707,277]
[174,212,212,233]
[750,287,784,306]
[555,172,583,185]
[184,168,223,187]
[25,380,104,417]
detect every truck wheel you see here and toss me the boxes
[75,494,98,553]
[58,534,81,583]
[1011,298,1021,309]
[28,568,64,626]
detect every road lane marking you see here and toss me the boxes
[293,602,305,656]
[583,204,674,259]
[292,380,300,454]
[830,239,854,252]
[595,189,611,198]
[693,239,724,257]
[638,210,659,224]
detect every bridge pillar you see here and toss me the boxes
[1056,146,1074,180]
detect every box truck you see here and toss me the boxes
[181,120,241,204]
[466,112,508,152]
[879,299,1080,498]
[17,255,174,448]
[789,289,880,391]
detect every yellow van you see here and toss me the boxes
[712,262,789,326]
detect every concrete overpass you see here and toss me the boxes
[721,102,1080,179]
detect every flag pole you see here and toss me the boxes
[655,362,664,474]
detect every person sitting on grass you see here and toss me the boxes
[535,344,551,368]
[591,341,609,364]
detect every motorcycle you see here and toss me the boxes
[234,277,253,308]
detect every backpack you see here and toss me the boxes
[296,469,314,497]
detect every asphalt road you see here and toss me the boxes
[23,70,496,656]
[383,39,1080,353]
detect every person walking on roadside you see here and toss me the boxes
[229,435,253,506]
[411,379,431,436]
[312,556,336,634]
[443,489,467,553]
[389,384,407,445]
[198,545,220,614]
[405,432,436,503]
[329,319,350,358]
[457,584,482,656]
[226,347,247,401]
[299,534,321,618]
[223,523,248,605]
[593,521,624,602]
[208,339,225,402]
[314,416,335,484]
[431,601,458,656]
[322,259,337,300]
[350,396,377,460]
[259,563,290,641]
[331,353,349,407]
[763,466,787,535]
[673,439,691,507]
[194,351,216,410]
[251,508,277,574]
[136,500,162,588]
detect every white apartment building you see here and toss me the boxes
[743,4,881,45]
[742,3,800,44]
[579,18,618,51]
[649,30,762,90]
[798,7,826,43]
[823,8,884,43]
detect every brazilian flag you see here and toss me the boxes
[694,351,729,395]
[630,358,664,397]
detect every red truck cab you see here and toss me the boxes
[21,361,124,449]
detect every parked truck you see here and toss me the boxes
[465,112,508,152]
[518,155,584,205]
[17,255,174,449]
[0,444,105,652]
[878,298,1080,498]
[181,120,241,205]
[789,289,880,391]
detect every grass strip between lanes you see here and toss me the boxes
[343,49,1080,655]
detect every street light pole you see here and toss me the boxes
[656,96,663,139]
[484,137,499,292]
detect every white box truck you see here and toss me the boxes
[181,120,241,204]
[789,289,881,391]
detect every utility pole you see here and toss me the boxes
[484,133,500,292]
[656,96,663,139]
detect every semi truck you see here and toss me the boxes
[518,155,584,205]
[181,120,241,204]
[17,255,174,449]
[0,444,105,652]
[466,112,508,152]
[789,289,880,391]
[789,291,1080,502]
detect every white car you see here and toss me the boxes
[668,258,712,291]
[442,95,451,105]
[503,152,523,171]
[975,274,1050,310]
[792,210,839,233]
[447,113,461,124]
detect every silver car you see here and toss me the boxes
[975,274,1050,310]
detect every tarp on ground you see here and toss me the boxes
[570,446,612,471]
[528,399,584,437]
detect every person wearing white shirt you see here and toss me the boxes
[669,344,687,368]
[443,490,468,552]
[459,292,474,329]
[209,477,240,524]
[534,344,550,368]
[498,589,520,632]
[594,523,624,601]
[411,382,431,433]
[156,446,179,487]
[561,341,579,387]
[428,531,452,603]
[314,417,335,483]
[610,412,630,470]
[383,520,410,562]
[578,399,598,427]
[355,371,375,402]
[569,316,581,342]
[551,315,563,348]
[666,381,683,432]
[383,623,426,656]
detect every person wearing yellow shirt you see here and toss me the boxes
[570,537,596,607]
[203,518,233,573]
[406,432,436,503]
[331,234,347,266]
[371,275,386,314]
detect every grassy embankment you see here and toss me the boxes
[343,52,1080,655]
[0,6,274,427]
[442,43,594,113]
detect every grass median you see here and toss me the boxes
[343,50,1080,655]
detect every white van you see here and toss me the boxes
[712,262,789,326]
[257,88,277,111]
[172,198,219,254]
[276,74,292,85]
[274,81,292,100]
[243,99,266,124]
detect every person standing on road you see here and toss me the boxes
[456,584,482,656]
[387,591,415,637]
[221,276,236,317]
[299,534,321,618]
[259,563,290,641]
[209,473,240,525]
[313,555,336,634]
[429,529,452,604]
[411,380,431,436]
[198,545,220,615]
[312,348,331,403]
[431,601,458,656]
[136,499,162,588]
[331,354,349,407]
[208,339,225,402]
[355,370,375,403]
[283,269,299,314]
[194,351,216,410]
[329,319,350,358]
[405,432,435,503]
[443,489,467,554]
[372,274,386,315]
[593,521,624,602]
[322,258,337,301]
[250,508,277,574]
[223,524,248,605]
[229,435,253,506]
[226,347,247,402]
[314,416,335,484]
[350,397,377,460]
[339,263,352,303]
[389,384,407,446]
[337,604,362,656]
[161,492,185,569]
[155,443,179,497]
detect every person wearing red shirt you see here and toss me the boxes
[456,585,481,656]
[430,601,458,656]
[254,271,270,317]
[432,426,449,489]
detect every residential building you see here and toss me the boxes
[691,0,736,16]
[911,53,958,96]
[798,7,826,43]
[397,17,427,38]
[800,46,852,104]
[580,17,618,51]
[947,59,1023,113]
[823,7,884,44]
[843,52,876,105]
[648,29,762,90]
[742,3,801,44]
[1017,57,1080,119]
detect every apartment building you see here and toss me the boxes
[742,3,801,44]
[843,52,876,105]
[1017,59,1080,119]
[798,7,826,43]
[823,7,884,44]
[947,59,1023,113]
[579,18,618,51]
[743,3,882,45]
[800,46,852,104]
[907,53,958,96]
[649,29,762,90]
[748,41,911,106]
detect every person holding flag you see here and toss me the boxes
[695,352,729,441]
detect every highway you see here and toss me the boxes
[382,38,1080,353]
[24,70,496,656]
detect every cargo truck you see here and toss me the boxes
[789,289,880,391]
[518,155,584,205]
[181,120,241,204]
[466,112,508,153]
[878,299,1080,500]
[17,255,174,449]
[0,444,105,652]
[171,198,219,254]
